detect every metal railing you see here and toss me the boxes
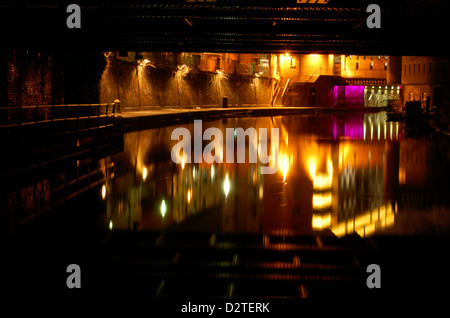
[281,79,291,106]
[1,155,115,229]
[0,103,116,137]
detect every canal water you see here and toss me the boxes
[2,111,450,236]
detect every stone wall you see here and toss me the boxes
[99,54,276,109]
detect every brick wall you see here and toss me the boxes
[6,50,52,108]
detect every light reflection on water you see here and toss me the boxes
[102,112,449,237]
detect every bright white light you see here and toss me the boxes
[327,159,333,176]
[109,220,113,230]
[161,199,167,218]
[142,167,148,181]
[101,185,106,200]
[211,165,215,181]
[181,157,185,169]
[224,175,230,197]
[187,190,191,203]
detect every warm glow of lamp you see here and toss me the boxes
[279,153,289,182]
[187,190,191,203]
[161,199,167,218]
[142,167,148,181]
[308,159,316,180]
[313,173,332,191]
[312,213,331,229]
[313,192,332,210]
[109,220,113,230]
[308,54,320,64]
[327,159,333,175]
[224,175,230,197]
[101,185,106,200]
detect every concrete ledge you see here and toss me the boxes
[116,106,387,132]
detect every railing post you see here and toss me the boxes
[113,100,118,125]
[87,104,91,130]
[64,104,68,132]
[112,103,115,125]
[50,104,54,133]
[77,104,80,132]
[105,103,109,127]
[114,99,120,113]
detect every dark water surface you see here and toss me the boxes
[6,111,447,236]
[2,111,450,304]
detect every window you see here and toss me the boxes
[413,63,415,75]
[384,62,388,70]
[356,61,360,70]
[430,62,433,73]
[423,62,426,73]
[290,57,296,68]
[409,64,411,75]
[370,62,373,70]
[404,64,407,75]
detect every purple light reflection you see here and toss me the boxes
[333,85,365,108]
[332,114,364,140]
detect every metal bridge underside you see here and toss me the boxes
[1,0,450,55]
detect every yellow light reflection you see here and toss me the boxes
[399,168,406,185]
[313,173,332,191]
[313,192,332,210]
[312,213,331,229]
[187,190,191,203]
[332,204,395,237]
[280,153,289,182]
[224,175,230,197]
[327,159,333,175]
